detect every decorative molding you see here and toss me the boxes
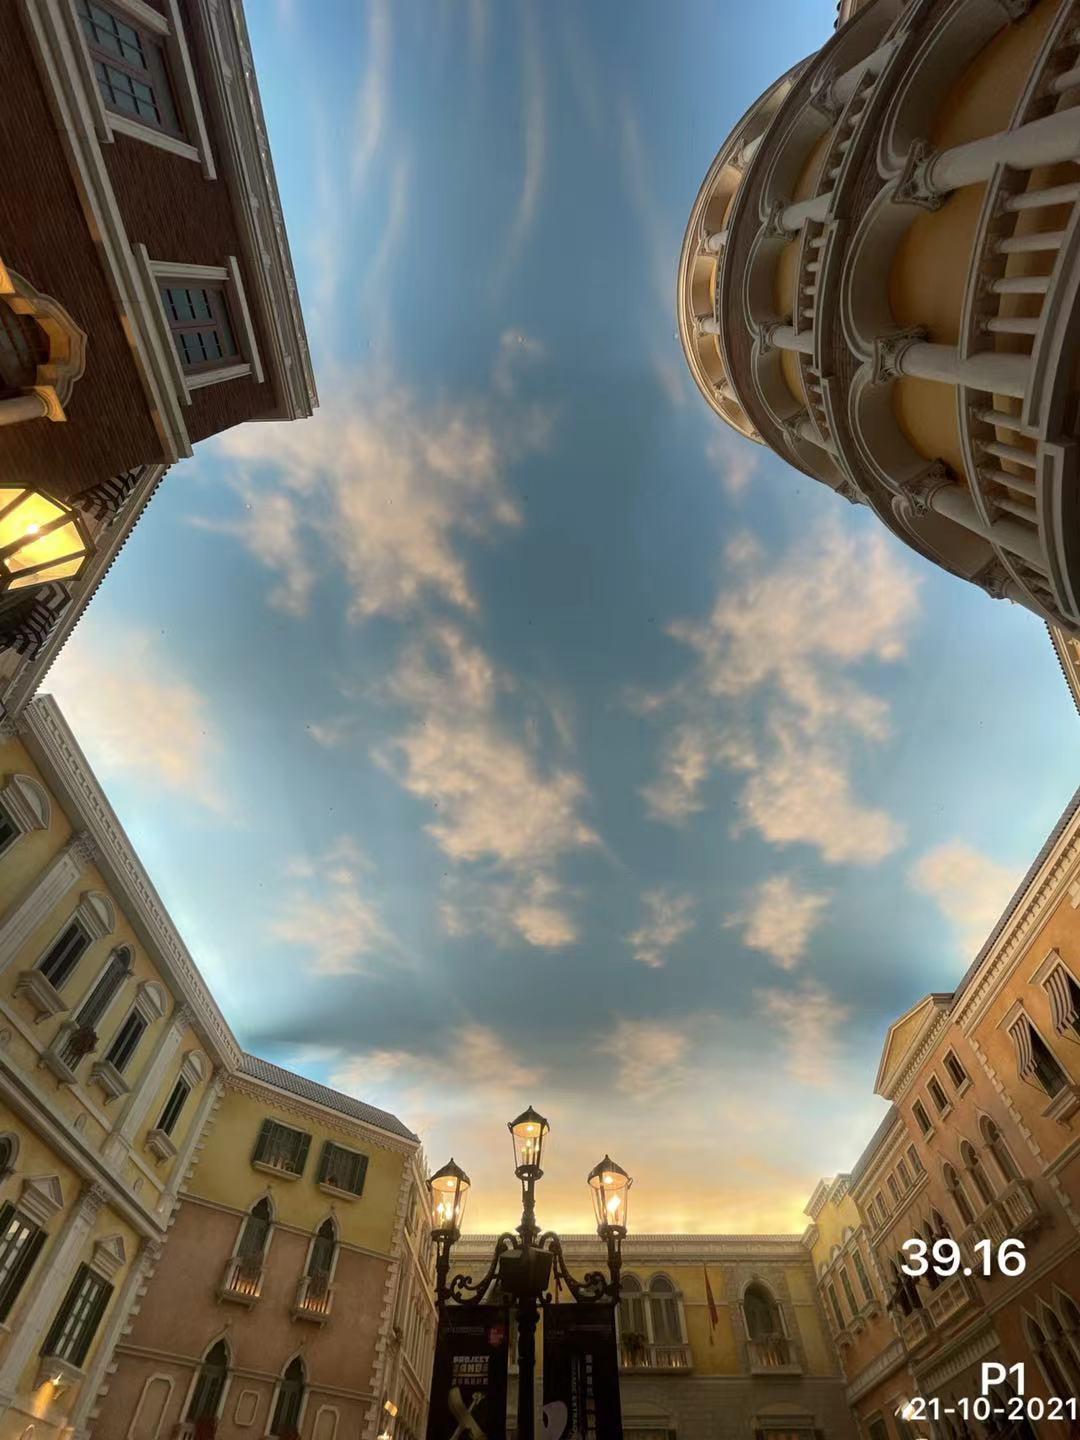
[972,558,1015,601]
[1,773,52,832]
[894,141,944,211]
[903,463,952,516]
[872,326,928,385]
[19,1172,65,1226]
[0,260,89,421]
[91,1233,126,1281]
[223,1075,416,1157]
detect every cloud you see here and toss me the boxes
[46,625,227,814]
[492,2,546,296]
[600,1018,690,1097]
[442,872,579,950]
[707,430,760,499]
[270,837,393,976]
[493,329,546,397]
[378,625,597,946]
[755,982,849,1088]
[350,0,392,198]
[727,875,830,970]
[909,841,1022,956]
[642,519,919,865]
[626,889,696,968]
[203,379,540,622]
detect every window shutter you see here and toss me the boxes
[252,1119,274,1165]
[1009,1018,1035,1079]
[1046,966,1080,1033]
[317,1143,332,1184]
[74,1276,112,1365]
[294,1131,311,1176]
[43,1264,87,1358]
[353,1152,368,1195]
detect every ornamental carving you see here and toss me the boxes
[903,463,951,516]
[872,326,928,386]
[894,141,944,211]
[972,559,1014,601]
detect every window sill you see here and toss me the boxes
[251,1160,302,1181]
[107,113,202,165]
[37,1354,85,1393]
[187,362,252,392]
[145,1127,178,1163]
[318,1182,361,1202]
[40,1044,81,1088]
[1044,1083,1080,1125]
[951,1077,972,1099]
[89,1059,131,1102]
[14,968,68,1022]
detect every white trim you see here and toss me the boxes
[61,0,216,179]
[1,774,52,834]
[126,1373,175,1440]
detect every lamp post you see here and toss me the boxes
[428,1110,631,1440]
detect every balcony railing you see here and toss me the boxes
[619,1341,691,1371]
[747,1336,801,1375]
[961,1180,1043,1266]
[293,1270,334,1322]
[900,1270,980,1349]
[219,1254,264,1305]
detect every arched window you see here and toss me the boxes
[1042,1307,1080,1394]
[0,1134,16,1177]
[617,1274,647,1342]
[238,1198,273,1259]
[980,1117,1019,1185]
[308,1219,335,1279]
[960,1140,995,1206]
[919,1222,940,1289]
[74,948,132,1031]
[1025,1315,1076,1400]
[648,1274,682,1346]
[187,1340,229,1422]
[944,1164,974,1226]
[743,1282,782,1340]
[270,1357,305,1438]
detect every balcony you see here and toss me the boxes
[293,1271,334,1323]
[996,1179,1041,1235]
[619,1341,691,1372]
[960,1180,1044,1265]
[219,1255,264,1305]
[746,1337,801,1376]
[900,1271,980,1350]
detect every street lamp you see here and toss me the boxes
[0,487,91,591]
[428,1109,631,1440]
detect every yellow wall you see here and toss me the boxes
[0,738,73,917]
[191,1086,406,1254]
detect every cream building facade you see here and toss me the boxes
[678,0,1080,689]
[0,696,430,1440]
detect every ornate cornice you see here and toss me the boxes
[223,1075,417,1156]
[878,1003,952,1104]
[844,1337,908,1404]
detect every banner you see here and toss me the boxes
[541,1303,623,1440]
[426,1305,510,1440]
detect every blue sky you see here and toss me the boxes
[49,0,1080,1234]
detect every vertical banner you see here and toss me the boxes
[426,1306,510,1440]
[541,1303,623,1440]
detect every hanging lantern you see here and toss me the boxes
[0,487,91,591]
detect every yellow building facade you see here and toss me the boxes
[0,695,432,1440]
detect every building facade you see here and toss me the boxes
[677,0,1080,674]
[804,784,1080,1437]
[450,1233,857,1440]
[0,0,316,713]
[0,695,430,1440]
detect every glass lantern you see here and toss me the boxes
[429,1158,470,1236]
[508,1106,549,1175]
[587,1155,631,1233]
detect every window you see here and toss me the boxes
[104,1010,146,1073]
[187,1339,229,1421]
[237,1198,273,1259]
[944,1050,969,1090]
[980,1117,1020,1184]
[648,1275,682,1346]
[960,1139,995,1206]
[743,1283,783,1340]
[308,1219,336,1280]
[826,1282,844,1329]
[928,1077,949,1114]
[0,1203,46,1322]
[944,1162,975,1226]
[37,920,90,991]
[839,1265,858,1317]
[317,1142,368,1196]
[76,0,183,137]
[1008,1015,1068,1097]
[1043,961,1080,1038]
[252,1120,310,1177]
[157,1077,191,1137]
[269,1357,305,1438]
[159,285,238,375]
[618,1274,648,1341]
[897,1158,911,1190]
[0,1136,14,1177]
[72,947,131,1032]
[874,1190,887,1220]
[913,1100,932,1136]
[888,1175,901,1205]
[0,803,18,858]
[907,1144,924,1175]
[852,1248,874,1304]
[42,1262,112,1367]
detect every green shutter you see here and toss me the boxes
[1,1223,45,1322]
[353,1152,368,1196]
[42,1263,88,1357]
[317,1143,332,1184]
[293,1131,311,1177]
[252,1118,274,1165]
[73,1275,112,1366]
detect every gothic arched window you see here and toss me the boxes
[187,1339,229,1422]
[270,1357,305,1438]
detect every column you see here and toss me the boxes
[885,335,1031,399]
[0,394,50,427]
[0,1184,107,1410]
[899,109,1080,206]
[157,1071,224,1217]
[927,483,1046,570]
[66,1236,161,1439]
[0,833,96,973]
[695,317,721,336]
[102,1006,192,1164]
[764,324,814,355]
[704,229,727,253]
[780,191,832,233]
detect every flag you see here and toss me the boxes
[704,1265,718,1345]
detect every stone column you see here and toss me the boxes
[899,109,1080,205]
[102,1007,193,1165]
[927,483,1046,570]
[0,394,51,427]
[66,1236,162,1439]
[0,1184,107,1410]
[780,191,832,233]
[0,833,96,973]
[157,1071,225,1218]
[763,324,814,355]
[883,334,1031,400]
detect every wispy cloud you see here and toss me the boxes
[270,838,393,976]
[642,519,919,865]
[47,624,228,815]
[202,378,542,622]
[492,1,546,296]
[707,430,760,499]
[909,841,1022,957]
[727,875,830,971]
[600,1018,689,1097]
[378,625,597,947]
[626,889,696,968]
[755,982,849,1088]
[350,0,391,199]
